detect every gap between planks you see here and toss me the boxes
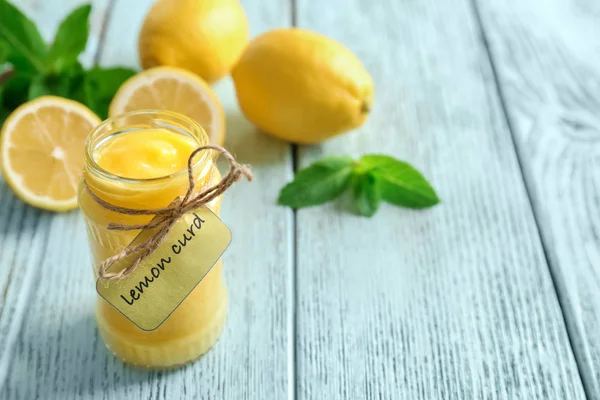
[289,2,299,400]
[93,0,118,65]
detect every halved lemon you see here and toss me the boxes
[0,96,101,211]
[109,67,225,145]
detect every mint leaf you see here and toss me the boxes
[47,4,91,73]
[0,109,7,127]
[278,156,354,208]
[62,62,86,102]
[0,104,8,127]
[0,2,134,125]
[27,62,86,100]
[27,74,50,99]
[4,52,37,74]
[1,71,30,109]
[353,172,381,217]
[0,41,8,64]
[0,84,7,126]
[57,62,85,99]
[0,1,47,72]
[277,154,439,215]
[83,66,136,118]
[360,154,439,208]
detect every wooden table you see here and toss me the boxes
[1,0,598,398]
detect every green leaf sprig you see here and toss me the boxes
[278,155,439,217]
[0,1,136,124]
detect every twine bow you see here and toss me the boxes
[85,145,252,280]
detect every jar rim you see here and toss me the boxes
[84,110,211,184]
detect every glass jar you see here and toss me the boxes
[78,110,227,368]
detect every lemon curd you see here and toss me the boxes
[78,111,227,368]
[94,129,196,179]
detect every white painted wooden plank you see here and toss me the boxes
[0,195,50,391]
[2,0,294,399]
[474,0,600,397]
[0,0,111,394]
[294,0,586,398]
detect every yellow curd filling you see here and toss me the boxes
[79,127,227,368]
[94,129,197,179]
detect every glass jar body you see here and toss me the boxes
[78,111,227,368]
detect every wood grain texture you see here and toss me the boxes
[294,0,586,398]
[0,0,111,394]
[1,0,294,399]
[474,0,600,397]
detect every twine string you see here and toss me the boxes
[85,145,252,280]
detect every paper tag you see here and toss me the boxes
[96,207,231,331]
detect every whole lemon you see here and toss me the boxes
[231,28,374,144]
[139,0,249,83]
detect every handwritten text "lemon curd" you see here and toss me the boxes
[120,213,206,306]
